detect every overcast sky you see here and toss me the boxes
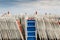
[0,0,60,15]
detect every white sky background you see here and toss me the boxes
[0,0,60,15]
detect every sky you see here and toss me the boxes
[0,0,60,15]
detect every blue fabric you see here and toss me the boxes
[27,32,35,36]
[27,22,35,26]
[27,27,35,31]
[27,37,36,40]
